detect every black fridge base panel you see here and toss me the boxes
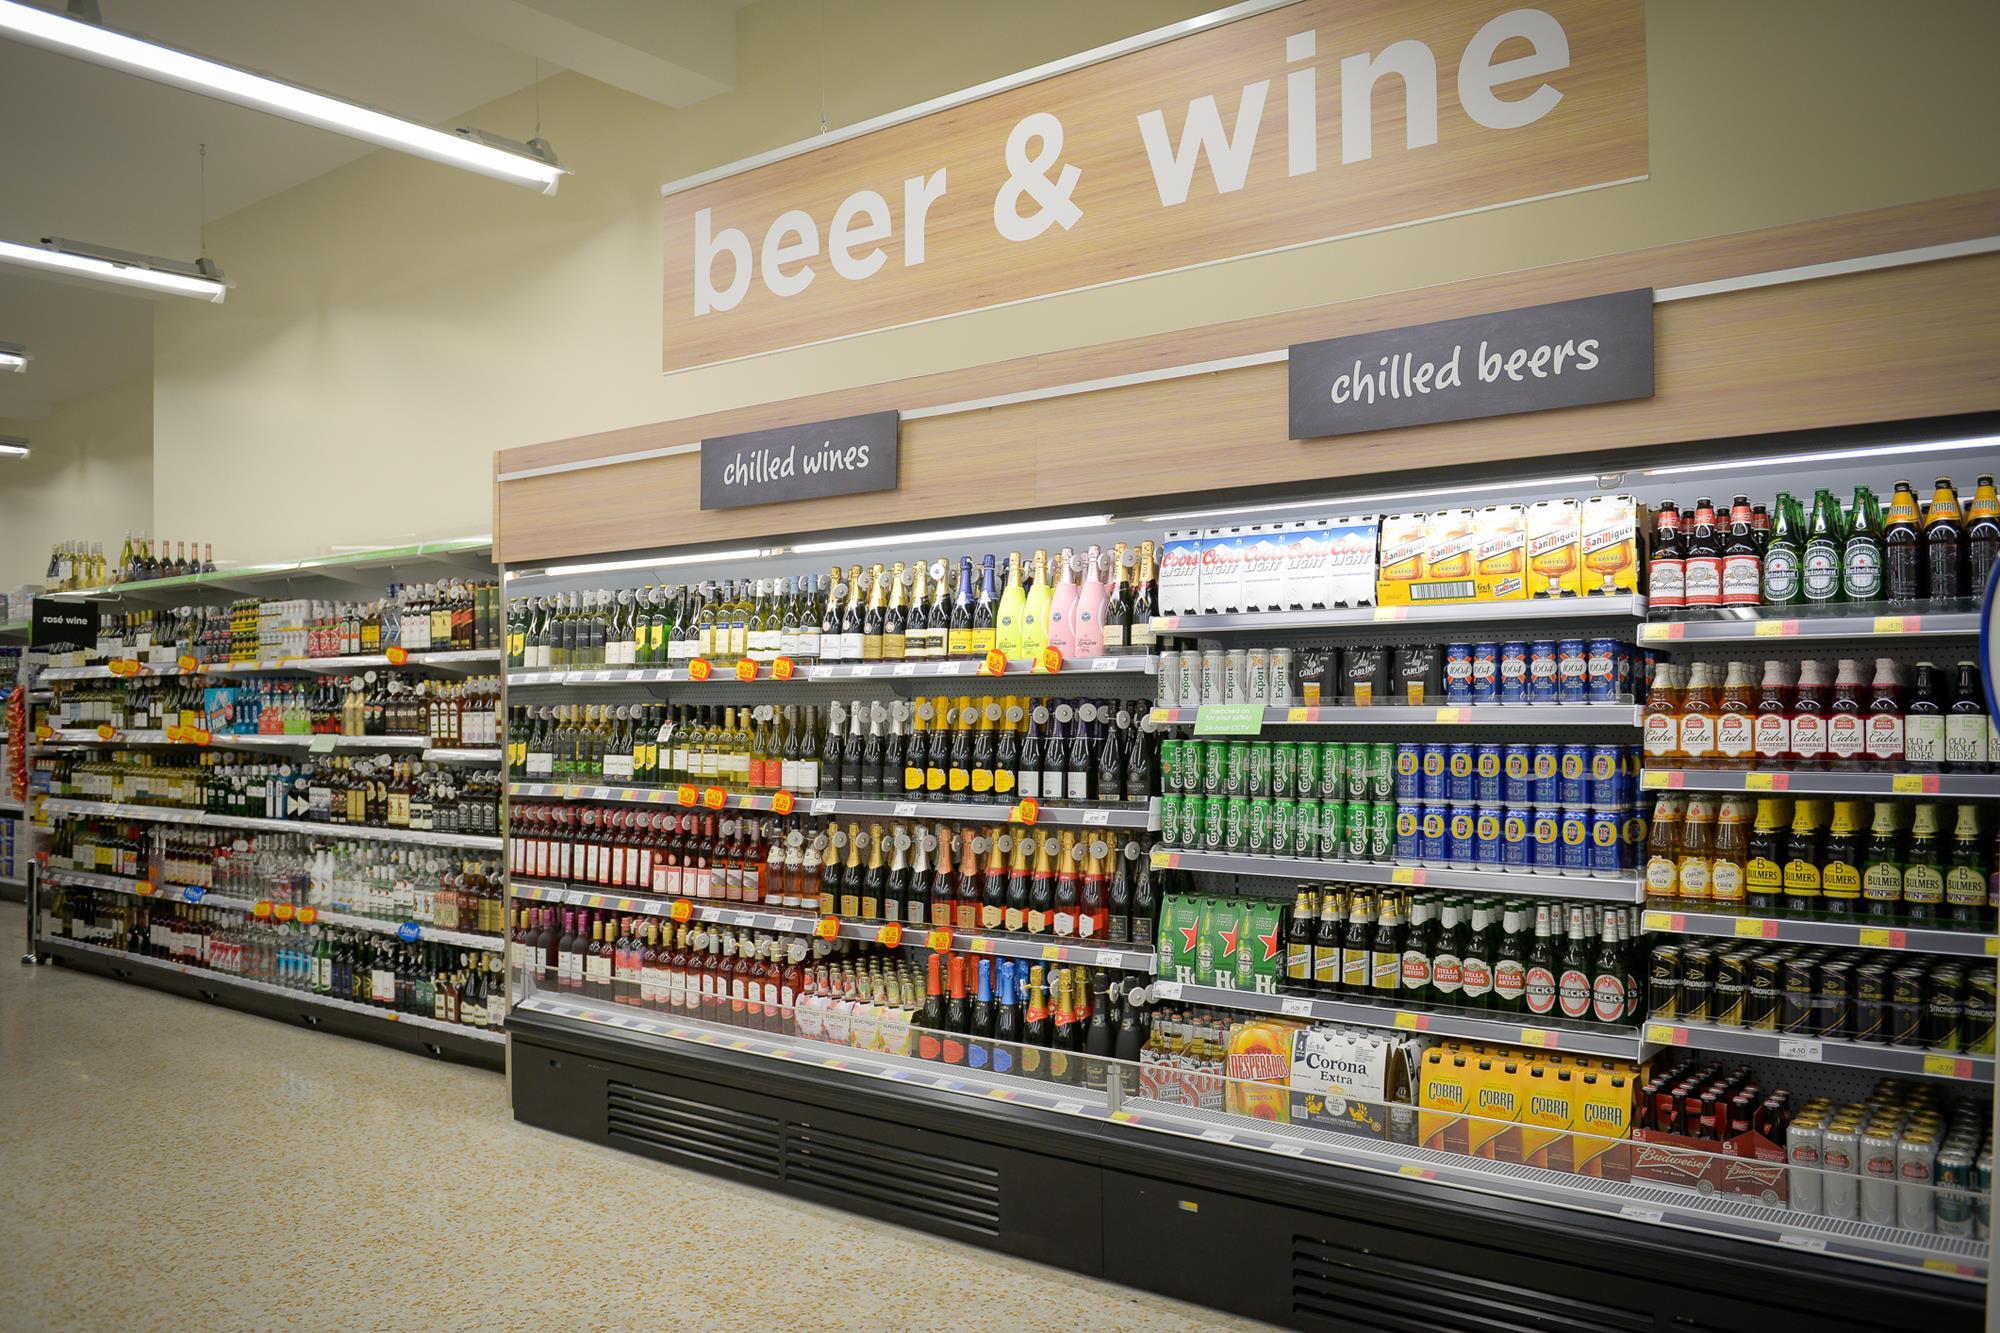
[508,1009,1985,1333]
[39,937,505,1069]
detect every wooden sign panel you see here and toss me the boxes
[662,0,1646,372]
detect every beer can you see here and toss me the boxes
[1898,1132,1939,1234]
[1200,650,1226,706]
[1965,967,1995,1055]
[1395,806,1421,861]
[1788,1116,1825,1217]
[1296,740,1324,800]
[1367,743,1395,800]
[1224,741,1249,798]
[1246,797,1272,855]
[1271,798,1297,857]
[1177,650,1200,710]
[1443,642,1474,703]
[1158,794,1185,848]
[1528,640,1559,702]
[1780,957,1818,1033]
[1344,800,1371,862]
[1502,807,1531,868]
[1201,738,1225,796]
[1446,743,1475,802]
[1268,648,1294,707]
[1889,964,1926,1047]
[1819,957,1855,1039]
[1247,741,1272,798]
[1269,741,1298,801]
[1713,950,1748,1027]
[1556,638,1588,702]
[1747,954,1783,1031]
[1448,805,1477,868]
[1224,796,1249,853]
[1474,743,1503,802]
[1317,742,1345,801]
[1159,739,1182,795]
[1860,1125,1901,1226]
[1925,964,1964,1052]
[1502,744,1533,802]
[1649,945,1681,1021]
[1395,743,1422,802]
[1421,804,1448,864]
[1319,800,1346,860]
[1821,1122,1860,1220]
[1531,744,1561,804]
[1589,808,1622,875]
[1474,806,1503,866]
[1295,798,1321,859]
[1420,743,1448,800]
[1558,807,1590,874]
[1499,641,1529,704]
[1156,650,1182,709]
[1852,961,1888,1043]
[1559,744,1590,805]
[1224,649,1250,705]
[1343,742,1370,801]
[1588,744,1622,806]
[1201,794,1226,852]
[1368,801,1393,863]
[1470,642,1499,704]
[1586,638,1620,703]
[1245,648,1271,709]
[1680,946,1714,1023]
[1935,1144,1977,1237]
[1531,809,1561,869]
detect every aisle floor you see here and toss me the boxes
[0,902,1265,1332]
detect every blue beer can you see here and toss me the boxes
[1588,744,1622,805]
[1474,743,1503,802]
[1531,809,1562,869]
[1622,807,1649,868]
[1615,645,1636,702]
[1528,640,1559,703]
[1474,806,1504,866]
[1558,744,1589,805]
[1498,641,1529,704]
[1589,808,1623,875]
[1395,806,1422,861]
[1470,643,1499,703]
[1530,744,1561,804]
[1443,643,1474,703]
[1420,804,1448,863]
[1586,638,1620,703]
[1395,743,1423,801]
[1420,743,1448,801]
[1448,805,1477,867]
[1502,744,1534,802]
[1446,743,1476,802]
[1558,807,1591,873]
[1502,807,1531,867]
[1556,639,1588,702]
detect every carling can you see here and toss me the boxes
[1368,802,1393,862]
[1447,805,1477,867]
[1246,742,1272,798]
[1559,744,1590,805]
[1586,638,1620,703]
[1246,798,1272,855]
[1470,642,1499,704]
[1367,743,1396,800]
[1344,800,1371,861]
[1502,743,1534,802]
[1446,743,1475,802]
[1156,650,1182,709]
[1224,796,1249,853]
[1202,795,1227,852]
[1295,798,1322,859]
[1395,743,1422,801]
[1395,806,1422,861]
[1420,804,1448,864]
[1556,638,1588,702]
[1474,743,1503,802]
[1498,642,1528,704]
[1270,798,1297,857]
[1420,743,1448,800]
[1270,741,1298,801]
[1502,807,1531,868]
[1443,642,1474,703]
[1224,741,1250,797]
[1590,808,1623,875]
[1343,743,1370,801]
[1588,744,1623,806]
[1559,807,1591,873]
[1528,640,1559,703]
[1531,744,1561,805]
[1474,806,1503,866]
[1531,809,1562,869]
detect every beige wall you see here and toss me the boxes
[0,372,153,597]
[153,0,2000,561]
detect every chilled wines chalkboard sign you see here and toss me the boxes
[1288,289,1654,439]
[30,596,99,649]
[699,411,900,510]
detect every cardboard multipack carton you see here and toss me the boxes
[1579,493,1642,595]
[1375,512,1428,604]
[1288,1027,1415,1140]
[1159,529,1204,616]
[1199,526,1248,614]
[1526,497,1583,598]
[1472,504,1528,601]
[1224,1018,1301,1122]
[1239,524,1290,612]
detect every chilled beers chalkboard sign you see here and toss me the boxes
[699,411,900,510]
[30,596,99,649]
[1288,289,1654,439]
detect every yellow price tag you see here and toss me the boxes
[1041,943,1060,960]
[1518,1028,1549,1047]
[1922,1054,1964,1077]
[1646,1024,1678,1044]
[1858,928,1892,947]
[1639,624,1669,641]
[1923,1258,1961,1275]
[1744,773,1775,791]
[1150,850,1173,869]
[1397,1163,1426,1178]
[1287,707,1309,723]
[1734,917,1770,938]
[1390,866,1418,885]
[1754,620,1785,637]
[1434,707,1464,724]
[1891,775,1926,794]
[1393,1012,1419,1030]
[1873,616,1907,635]
[1986,938,1998,956]
[1642,912,1670,931]
[1640,770,1667,789]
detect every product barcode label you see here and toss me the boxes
[811,798,835,814]
[1779,1234,1828,1252]
[1096,953,1125,970]
[893,663,916,676]
[1090,657,1122,671]
[1082,810,1110,826]
[892,802,917,816]
[1778,1037,1823,1062]
[937,662,963,675]
[1154,981,1183,1000]
[1619,1205,1665,1223]
[851,664,876,677]
[1200,1129,1234,1144]
[1053,1100,1085,1115]
[809,666,833,679]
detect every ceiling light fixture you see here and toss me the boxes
[1141,475,1601,524]
[787,514,1115,556]
[1641,434,2000,478]
[0,0,565,194]
[0,236,227,301]
[0,341,26,371]
[0,435,30,459]
[535,547,775,579]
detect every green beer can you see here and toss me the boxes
[1343,797,1370,860]
[1316,742,1343,801]
[1295,740,1323,802]
[1247,742,1272,798]
[1270,798,1297,856]
[1269,741,1297,801]
[1225,741,1250,797]
[1368,743,1396,800]
[1159,793,1185,848]
[1158,740,1179,795]
[1201,739,1224,796]
[1295,798,1321,857]
[1247,798,1272,854]
[1343,742,1370,801]
[1225,796,1250,852]
[1368,801,1394,861]
[1201,794,1227,851]
[1320,800,1347,859]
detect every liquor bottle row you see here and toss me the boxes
[1647,477,2000,611]
[509,698,1157,807]
[45,822,505,933]
[43,534,218,591]
[1643,657,1996,770]
[1163,888,1645,1026]
[508,807,1163,946]
[1154,637,1635,711]
[1646,795,1996,928]
[1649,940,1995,1054]
[44,890,506,1029]
[53,675,503,746]
[45,752,502,835]
[507,541,1161,671]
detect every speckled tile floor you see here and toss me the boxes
[0,902,1268,1332]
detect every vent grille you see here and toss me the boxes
[784,1122,1002,1237]
[1292,1234,1652,1333]
[607,1080,783,1178]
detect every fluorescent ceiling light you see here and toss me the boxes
[1642,435,2000,478]
[537,547,774,579]
[788,514,1115,555]
[0,341,26,371]
[0,237,226,301]
[0,435,29,459]
[1143,476,1600,524]
[0,0,565,195]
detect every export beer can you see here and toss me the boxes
[1395,806,1421,861]
[1368,743,1396,800]
[1245,648,1270,709]
[1225,741,1249,797]
[1270,741,1297,801]
[1317,742,1345,801]
[1224,796,1249,853]
[1420,743,1447,801]
[1268,648,1294,707]
[1224,649,1251,705]
[1395,743,1422,801]
[1470,642,1499,704]
[1498,642,1528,704]
[1474,743,1502,803]
[1590,809,1622,875]
[1559,744,1590,805]
[1156,650,1182,709]
[1177,651,1200,710]
[1344,800,1371,861]
[1247,741,1272,798]
[1589,744,1622,806]
[1821,1122,1860,1221]
[1344,743,1370,801]
[1531,744,1561,804]
[1587,638,1620,703]
[1443,642,1474,703]
[1474,806,1503,866]
[1448,805,1477,867]
[1446,743,1475,802]
[1502,744,1533,802]
[1202,794,1227,851]
[1200,650,1226,706]
[1295,798,1321,859]
[1297,740,1325,800]
[1898,1132,1939,1234]
[1420,804,1448,864]
[1556,638,1589,702]
[1270,798,1297,857]
[1531,809,1561,869]
[1502,807,1531,867]
[1246,797,1272,855]
[1158,794,1185,848]
[1528,640,1559,702]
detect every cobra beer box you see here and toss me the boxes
[1288,1027,1414,1140]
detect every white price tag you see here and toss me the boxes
[1778,1037,1823,1062]
[1268,1142,1307,1157]
[1153,981,1183,1000]
[811,798,836,815]
[893,663,917,677]
[808,665,834,680]
[1778,1234,1828,1252]
[1619,1205,1664,1224]
[893,802,917,817]
[1053,1100,1085,1115]
[937,662,963,675]
[852,664,876,677]
[1096,953,1125,970]
[1082,810,1110,826]
[1280,997,1314,1018]
[1200,1129,1234,1144]
[1090,657,1122,671]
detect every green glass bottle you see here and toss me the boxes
[1763,491,1802,606]
[1842,485,1885,604]
[1801,488,1845,605]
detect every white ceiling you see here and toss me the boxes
[0,0,741,419]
